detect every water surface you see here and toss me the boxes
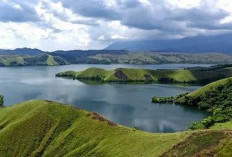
[0,64,209,132]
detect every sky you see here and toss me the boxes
[0,0,232,51]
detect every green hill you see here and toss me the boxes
[152,77,232,130]
[0,100,232,157]
[56,65,232,84]
[0,54,68,66]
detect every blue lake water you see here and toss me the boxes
[0,64,210,132]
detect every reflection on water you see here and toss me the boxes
[0,64,209,133]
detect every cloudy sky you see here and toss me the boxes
[0,0,232,51]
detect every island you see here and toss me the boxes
[56,64,232,84]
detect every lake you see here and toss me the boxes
[0,64,210,133]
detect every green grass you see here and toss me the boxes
[188,77,232,97]
[46,55,59,66]
[210,120,232,130]
[56,65,232,84]
[0,100,231,156]
[0,100,189,157]
[162,130,232,157]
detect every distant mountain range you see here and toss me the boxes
[0,48,44,56]
[1,36,232,66]
[105,33,232,53]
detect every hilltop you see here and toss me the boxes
[0,100,231,157]
[56,65,232,84]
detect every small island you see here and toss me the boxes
[56,64,232,84]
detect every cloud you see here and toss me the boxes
[61,0,121,20]
[0,0,232,50]
[0,0,39,22]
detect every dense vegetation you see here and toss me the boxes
[175,78,232,129]
[152,96,175,103]
[0,94,3,106]
[152,93,187,103]
[56,65,232,84]
[0,100,231,157]
[1,48,232,66]
[153,77,232,130]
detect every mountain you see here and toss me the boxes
[0,48,44,56]
[0,54,68,66]
[1,48,232,66]
[0,100,231,157]
[106,33,232,53]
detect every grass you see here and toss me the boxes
[0,100,189,157]
[0,100,231,156]
[56,65,232,84]
[162,130,232,157]
[188,77,232,97]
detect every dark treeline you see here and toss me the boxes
[0,95,3,106]
[152,93,188,103]
[175,79,232,129]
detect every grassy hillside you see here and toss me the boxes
[0,100,187,157]
[56,65,232,84]
[0,100,231,157]
[0,54,68,66]
[89,52,232,64]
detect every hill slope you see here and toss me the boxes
[89,52,232,64]
[56,65,232,84]
[0,54,68,66]
[0,100,187,157]
[0,100,232,157]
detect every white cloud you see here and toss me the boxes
[0,0,232,50]
[166,0,201,9]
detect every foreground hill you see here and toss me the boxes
[0,100,231,157]
[56,65,232,84]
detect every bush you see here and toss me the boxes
[152,96,175,103]
[0,95,3,106]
